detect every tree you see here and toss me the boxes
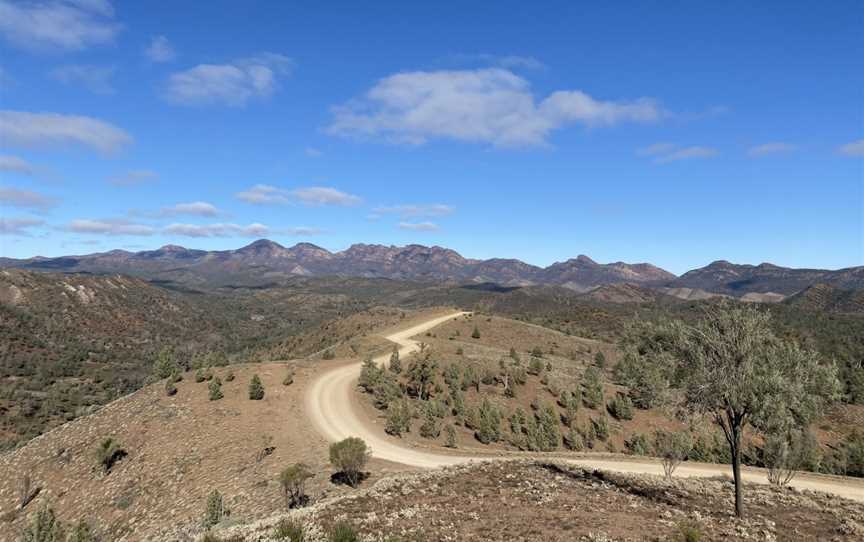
[594,351,607,369]
[389,346,402,374]
[582,366,604,409]
[248,374,265,400]
[280,463,313,508]
[359,357,383,392]
[385,399,413,437]
[654,429,692,479]
[406,357,438,400]
[419,410,441,439]
[607,393,634,421]
[475,397,501,444]
[647,302,839,517]
[329,437,370,487]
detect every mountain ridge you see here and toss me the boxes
[2,239,862,297]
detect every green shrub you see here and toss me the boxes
[152,347,177,380]
[591,415,609,441]
[625,433,650,456]
[582,367,604,409]
[385,399,413,437]
[224,370,235,382]
[419,411,441,439]
[195,369,206,383]
[527,357,544,376]
[594,351,607,369]
[165,379,177,397]
[67,520,97,542]
[203,489,228,528]
[474,397,501,444]
[328,522,359,542]
[280,463,313,509]
[471,326,480,339]
[444,424,457,448]
[21,505,63,542]
[329,437,370,487]
[249,374,265,400]
[273,518,304,541]
[564,427,584,451]
[607,393,634,420]
[655,430,693,479]
[388,346,402,374]
[676,520,703,542]
[208,377,223,401]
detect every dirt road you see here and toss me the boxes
[305,310,864,503]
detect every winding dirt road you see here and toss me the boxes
[305,310,864,502]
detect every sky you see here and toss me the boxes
[0,1,862,275]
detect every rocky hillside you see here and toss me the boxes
[2,239,675,290]
[784,283,864,314]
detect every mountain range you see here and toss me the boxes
[1,239,862,298]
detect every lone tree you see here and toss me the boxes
[280,463,313,508]
[329,437,370,487]
[632,302,838,517]
[249,374,265,400]
[654,429,692,479]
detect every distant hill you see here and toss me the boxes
[1,239,676,291]
[669,260,864,297]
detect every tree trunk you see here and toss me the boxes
[731,425,743,518]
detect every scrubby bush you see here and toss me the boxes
[249,374,265,400]
[195,369,206,383]
[328,523,359,542]
[208,377,223,401]
[224,370,235,382]
[527,357,544,376]
[283,367,295,386]
[273,518,304,541]
[329,437,370,487]
[322,349,335,360]
[625,433,650,456]
[535,404,561,451]
[594,351,607,369]
[165,379,177,397]
[531,346,544,358]
[21,505,63,542]
[67,520,97,542]
[388,346,402,374]
[152,347,178,380]
[607,393,634,420]
[280,463,313,509]
[676,520,703,542]
[764,428,821,486]
[471,326,480,339]
[95,437,125,474]
[419,411,441,439]
[564,427,584,451]
[655,429,692,479]
[444,424,457,448]
[203,489,228,528]
[591,415,609,441]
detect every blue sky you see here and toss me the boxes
[0,0,861,274]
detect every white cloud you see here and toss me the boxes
[107,169,157,186]
[0,0,120,52]
[838,139,864,157]
[164,53,293,106]
[49,64,115,93]
[374,204,454,218]
[748,142,798,157]
[398,221,440,232]
[163,222,269,238]
[236,184,291,205]
[236,184,361,206]
[145,35,176,62]
[0,110,132,152]
[327,68,663,147]
[0,217,44,236]
[304,147,323,157]
[450,53,545,70]
[67,219,156,236]
[0,186,58,211]
[291,186,361,206]
[637,143,719,163]
[160,201,221,217]
[0,155,34,175]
